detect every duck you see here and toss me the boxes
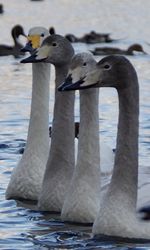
[91,43,147,56]
[65,30,115,44]
[0,25,26,58]
[60,54,150,240]
[6,27,50,201]
[58,52,114,223]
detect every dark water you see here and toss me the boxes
[0,0,150,249]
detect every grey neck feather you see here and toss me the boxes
[93,61,150,239]
[46,64,75,175]
[26,63,50,152]
[77,89,100,178]
[107,79,139,211]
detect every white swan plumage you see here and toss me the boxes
[6,27,50,201]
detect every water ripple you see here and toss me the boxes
[0,1,150,249]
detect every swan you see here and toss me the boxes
[91,43,146,56]
[61,55,150,240]
[6,27,50,201]
[0,25,26,58]
[58,52,114,223]
[22,38,115,213]
[22,34,75,212]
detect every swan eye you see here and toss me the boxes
[52,42,57,47]
[104,64,111,70]
[83,62,87,66]
[41,33,45,37]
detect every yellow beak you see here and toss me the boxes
[27,35,41,49]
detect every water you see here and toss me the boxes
[0,0,150,249]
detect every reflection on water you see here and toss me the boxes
[0,0,150,249]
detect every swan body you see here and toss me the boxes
[65,55,150,240]
[6,27,50,200]
[0,25,26,58]
[22,35,75,212]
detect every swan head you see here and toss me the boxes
[59,55,138,90]
[58,52,97,91]
[21,34,74,65]
[81,55,138,89]
[21,26,49,54]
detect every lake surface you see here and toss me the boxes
[0,0,150,249]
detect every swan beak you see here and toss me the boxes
[58,74,85,91]
[21,35,41,53]
[21,41,33,53]
[27,35,41,49]
[20,53,42,63]
[21,44,50,63]
[58,68,101,91]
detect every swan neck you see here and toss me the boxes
[55,65,69,88]
[26,63,50,148]
[46,63,75,174]
[77,89,100,175]
[110,80,139,209]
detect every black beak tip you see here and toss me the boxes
[20,58,26,63]
[20,42,33,53]
[58,74,74,91]
[58,83,65,91]
[20,55,35,63]
[20,47,26,52]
